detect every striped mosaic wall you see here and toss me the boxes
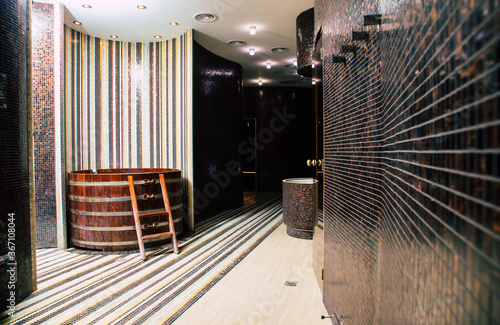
[64,28,193,227]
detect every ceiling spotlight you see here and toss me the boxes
[226,40,246,47]
[82,4,92,8]
[73,21,82,25]
[266,62,272,69]
[110,35,118,39]
[270,47,288,53]
[312,80,316,85]
[154,35,162,39]
[194,13,217,23]
[293,59,298,66]
[170,22,179,26]
[312,63,315,68]
[249,48,255,56]
[249,26,257,35]
[137,5,147,9]
[258,80,263,86]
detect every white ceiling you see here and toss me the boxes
[60,0,314,87]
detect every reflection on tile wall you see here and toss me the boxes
[316,0,499,323]
[65,28,193,226]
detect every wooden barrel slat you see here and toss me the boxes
[68,168,183,251]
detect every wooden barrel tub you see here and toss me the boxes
[68,168,183,251]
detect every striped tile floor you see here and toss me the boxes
[1,193,283,325]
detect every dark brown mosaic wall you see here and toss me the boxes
[316,0,499,323]
[0,0,35,312]
[32,2,64,248]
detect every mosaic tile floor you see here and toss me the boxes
[175,222,328,325]
[0,193,287,324]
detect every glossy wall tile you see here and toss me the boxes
[0,0,35,311]
[32,2,65,248]
[192,41,243,222]
[316,0,499,323]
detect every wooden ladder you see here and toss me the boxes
[128,173,179,260]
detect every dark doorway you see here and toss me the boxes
[242,118,257,194]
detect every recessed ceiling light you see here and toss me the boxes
[73,21,82,25]
[154,35,162,39]
[137,5,147,9]
[249,48,255,56]
[226,40,246,47]
[82,4,92,9]
[258,80,263,86]
[249,26,257,35]
[266,62,272,69]
[170,22,179,26]
[194,13,217,23]
[293,60,298,66]
[110,35,118,39]
[270,47,288,53]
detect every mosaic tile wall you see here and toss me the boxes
[32,2,65,248]
[192,41,243,222]
[316,0,500,323]
[65,28,194,228]
[296,7,315,77]
[0,0,35,310]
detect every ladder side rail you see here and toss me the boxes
[128,175,147,260]
[159,173,179,254]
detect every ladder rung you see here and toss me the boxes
[142,232,173,240]
[140,211,168,218]
[128,173,179,260]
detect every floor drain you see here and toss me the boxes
[284,281,298,287]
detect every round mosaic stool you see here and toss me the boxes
[282,178,318,240]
